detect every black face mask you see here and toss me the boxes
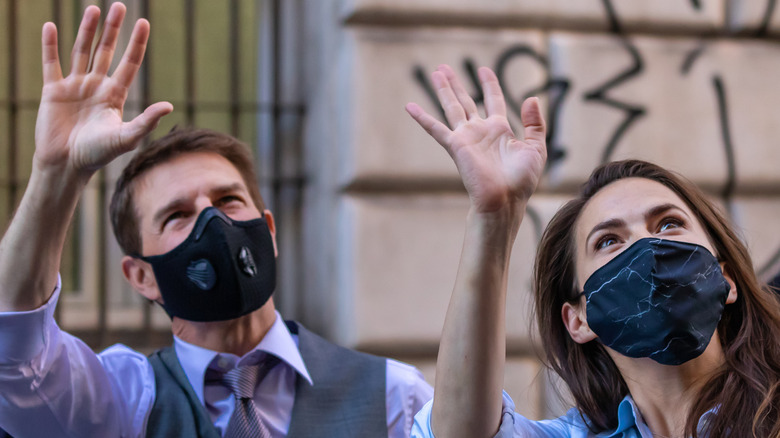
[139,207,276,322]
[582,238,731,366]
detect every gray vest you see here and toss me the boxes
[145,321,387,437]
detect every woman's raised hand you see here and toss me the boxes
[34,3,172,181]
[406,65,546,214]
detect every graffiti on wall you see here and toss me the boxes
[413,0,780,290]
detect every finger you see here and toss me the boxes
[112,18,150,88]
[41,22,63,83]
[438,64,479,119]
[405,102,453,151]
[521,97,546,146]
[91,2,127,75]
[70,5,101,75]
[119,101,174,149]
[432,71,467,128]
[478,67,507,119]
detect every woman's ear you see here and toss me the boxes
[121,256,163,303]
[562,299,598,344]
[720,262,738,305]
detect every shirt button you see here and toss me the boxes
[217,357,229,369]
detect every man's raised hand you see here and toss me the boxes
[405,65,546,214]
[34,3,172,181]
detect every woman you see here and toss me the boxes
[406,65,780,437]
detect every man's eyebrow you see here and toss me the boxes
[210,182,246,197]
[152,198,189,226]
[585,218,626,245]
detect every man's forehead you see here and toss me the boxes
[132,152,248,216]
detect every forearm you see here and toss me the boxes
[431,204,523,438]
[0,287,153,437]
[0,163,88,311]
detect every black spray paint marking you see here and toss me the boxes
[584,0,647,164]
[757,0,777,37]
[680,42,707,75]
[752,1,780,292]
[413,66,447,122]
[413,60,485,126]
[712,76,737,201]
[413,46,570,170]
[525,204,544,244]
[679,39,779,285]
[494,45,569,168]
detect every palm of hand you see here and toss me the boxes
[35,75,129,173]
[32,4,172,180]
[406,65,547,215]
[448,115,545,213]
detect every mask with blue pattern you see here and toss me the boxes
[581,238,731,365]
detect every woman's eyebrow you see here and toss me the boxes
[644,203,689,221]
[586,218,626,244]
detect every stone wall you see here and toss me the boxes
[301,0,780,418]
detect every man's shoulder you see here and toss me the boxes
[286,320,433,404]
[386,358,430,387]
[286,320,386,368]
[385,358,433,410]
[97,342,154,368]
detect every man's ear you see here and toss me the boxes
[121,255,163,303]
[263,209,278,257]
[720,262,738,305]
[562,299,598,344]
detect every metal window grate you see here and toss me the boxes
[0,0,306,353]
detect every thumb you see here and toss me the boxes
[521,97,546,146]
[120,101,173,148]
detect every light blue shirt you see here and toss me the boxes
[412,391,715,438]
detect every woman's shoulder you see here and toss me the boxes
[502,392,594,437]
[412,391,595,438]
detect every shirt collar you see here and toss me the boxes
[173,310,312,405]
[587,395,643,437]
[615,396,642,436]
[603,394,718,437]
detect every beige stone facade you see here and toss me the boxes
[301,0,780,418]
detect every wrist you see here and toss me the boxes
[467,200,525,234]
[27,161,91,212]
[31,156,93,191]
[464,202,525,258]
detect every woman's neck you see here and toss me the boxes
[610,334,726,438]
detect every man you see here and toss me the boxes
[0,4,431,437]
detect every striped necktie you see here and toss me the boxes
[221,356,280,438]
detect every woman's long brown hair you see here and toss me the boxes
[533,160,780,436]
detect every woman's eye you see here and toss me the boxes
[595,235,618,250]
[658,218,683,232]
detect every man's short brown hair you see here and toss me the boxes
[109,127,265,256]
